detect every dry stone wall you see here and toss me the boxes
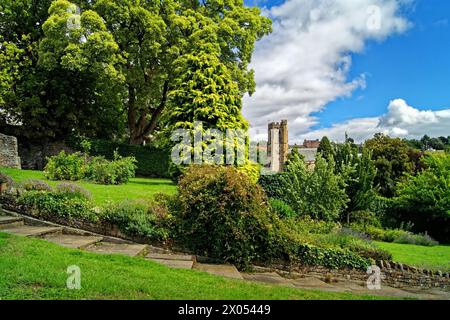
[255,260,450,291]
[0,133,21,169]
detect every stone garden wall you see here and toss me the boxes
[255,260,450,291]
[0,133,21,169]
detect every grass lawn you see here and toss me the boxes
[0,167,177,205]
[0,233,395,300]
[374,241,450,272]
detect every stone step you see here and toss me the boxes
[149,259,194,270]
[0,225,62,237]
[146,252,196,262]
[194,263,243,280]
[0,216,24,229]
[43,234,103,249]
[86,241,148,257]
[241,272,295,287]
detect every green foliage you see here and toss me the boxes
[55,182,92,200]
[394,152,450,242]
[317,136,334,161]
[69,137,170,178]
[279,151,348,221]
[20,179,52,192]
[313,231,392,262]
[269,224,371,270]
[44,150,136,185]
[365,133,418,197]
[350,223,439,247]
[173,165,276,268]
[286,217,341,235]
[236,162,261,184]
[44,151,87,181]
[86,153,137,185]
[100,200,172,242]
[18,191,96,221]
[258,173,285,199]
[269,198,296,219]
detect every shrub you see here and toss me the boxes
[173,165,370,270]
[260,151,348,221]
[44,150,137,185]
[69,137,170,178]
[393,232,439,246]
[347,210,381,228]
[86,152,137,185]
[20,179,52,192]
[55,182,92,200]
[287,216,340,235]
[267,223,371,270]
[237,162,261,184]
[44,151,87,181]
[173,165,277,268]
[269,198,296,219]
[258,173,285,199]
[349,223,439,246]
[18,191,96,221]
[100,199,172,242]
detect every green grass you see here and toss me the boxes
[0,167,177,205]
[0,233,396,300]
[374,241,450,272]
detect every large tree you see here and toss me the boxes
[92,0,271,144]
[1,0,271,145]
[365,133,416,197]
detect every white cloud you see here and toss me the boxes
[298,99,450,143]
[244,0,411,141]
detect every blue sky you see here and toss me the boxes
[243,0,450,142]
[317,0,450,129]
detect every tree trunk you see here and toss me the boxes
[127,81,170,145]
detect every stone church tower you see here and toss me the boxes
[268,120,288,172]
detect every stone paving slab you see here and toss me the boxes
[242,272,295,286]
[0,225,62,237]
[86,242,148,257]
[149,259,194,269]
[44,234,103,249]
[194,263,243,280]
[0,216,24,228]
[146,253,196,261]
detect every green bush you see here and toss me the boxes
[350,223,438,246]
[44,150,136,185]
[269,198,296,219]
[237,162,261,184]
[172,165,370,270]
[100,199,172,242]
[173,165,277,268]
[87,153,137,185]
[287,216,341,235]
[55,182,92,200]
[20,179,53,192]
[18,191,96,221]
[258,173,285,199]
[268,224,371,270]
[44,151,87,181]
[69,137,170,178]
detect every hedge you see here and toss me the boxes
[69,138,170,178]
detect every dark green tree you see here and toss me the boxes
[317,136,334,161]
